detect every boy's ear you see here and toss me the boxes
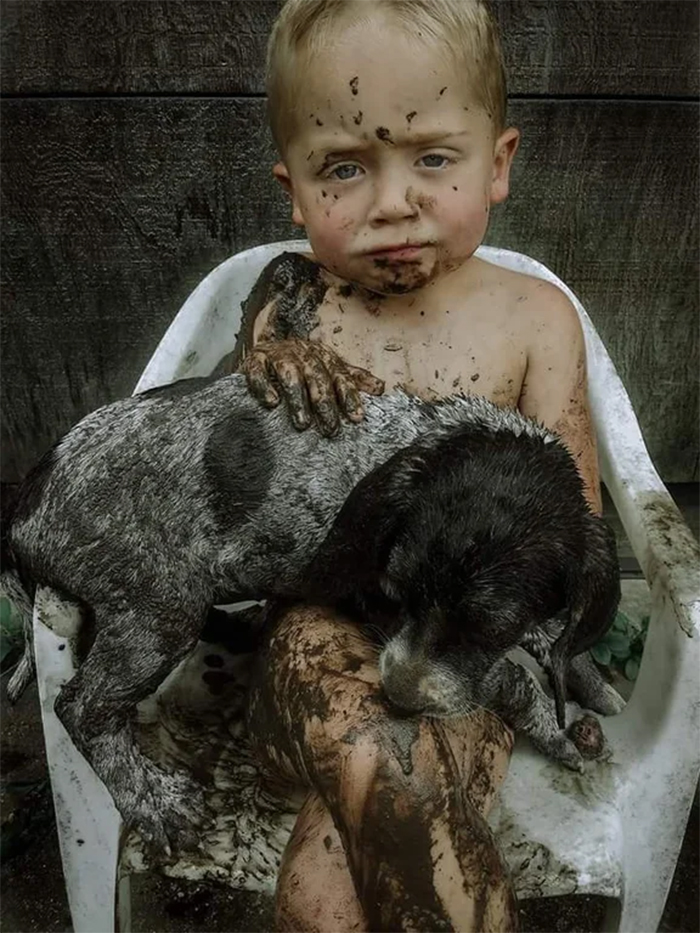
[273,162,305,227]
[489,127,520,205]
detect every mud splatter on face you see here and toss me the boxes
[438,86,447,96]
[318,153,336,173]
[306,151,314,161]
[375,126,394,145]
[406,111,417,124]
[406,186,436,209]
[316,118,324,126]
[349,76,359,95]
[353,111,363,125]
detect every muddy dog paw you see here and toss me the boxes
[539,730,585,773]
[567,713,609,761]
[122,760,212,856]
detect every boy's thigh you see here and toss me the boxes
[247,601,513,813]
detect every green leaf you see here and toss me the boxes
[0,598,23,641]
[0,597,24,673]
[612,611,630,633]
[0,597,12,629]
[603,630,631,658]
[591,642,612,666]
[624,657,640,681]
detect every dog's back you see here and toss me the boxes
[7,374,429,608]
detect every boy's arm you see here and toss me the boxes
[518,283,602,514]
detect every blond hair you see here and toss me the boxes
[266,0,507,155]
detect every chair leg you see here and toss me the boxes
[33,587,125,933]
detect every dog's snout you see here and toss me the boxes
[381,678,428,714]
[379,637,432,713]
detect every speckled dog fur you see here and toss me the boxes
[6,375,623,851]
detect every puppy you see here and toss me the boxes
[4,373,622,851]
[303,423,624,761]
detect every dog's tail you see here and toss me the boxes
[1,484,36,702]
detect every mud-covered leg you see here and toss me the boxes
[54,605,208,853]
[482,659,586,772]
[248,603,519,933]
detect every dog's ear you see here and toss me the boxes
[300,442,428,603]
[549,518,620,728]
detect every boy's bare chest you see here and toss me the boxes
[308,294,526,409]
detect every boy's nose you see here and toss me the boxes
[368,177,421,226]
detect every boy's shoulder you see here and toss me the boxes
[471,256,583,348]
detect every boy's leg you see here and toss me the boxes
[247,604,518,933]
[275,791,366,932]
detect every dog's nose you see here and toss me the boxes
[381,676,428,715]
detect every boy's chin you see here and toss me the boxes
[346,258,440,297]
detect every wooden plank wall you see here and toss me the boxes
[1,0,698,483]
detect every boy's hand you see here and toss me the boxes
[241,337,384,436]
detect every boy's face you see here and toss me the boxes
[275,15,519,296]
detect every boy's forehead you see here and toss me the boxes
[291,25,486,139]
[300,16,460,101]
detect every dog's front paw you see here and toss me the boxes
[125,764,212,856]
[541,732,585,773]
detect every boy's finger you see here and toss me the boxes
[242,353,280,407]
[334,373,364,422]
[303,359,340,436]
[274,359,312,430]
[346,364,385,396]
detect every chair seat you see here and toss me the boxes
[35,578,649,905]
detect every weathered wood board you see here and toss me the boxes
[2,1,697,96]
[1,1,698,483]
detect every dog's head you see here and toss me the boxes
[304,426,616,722]
[373,482,562,716]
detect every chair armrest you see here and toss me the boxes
[580,313,700,637]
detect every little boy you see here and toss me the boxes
[239,1,602,930]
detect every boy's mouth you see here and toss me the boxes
[366,244,426,261]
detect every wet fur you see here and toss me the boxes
[6,373,622,850]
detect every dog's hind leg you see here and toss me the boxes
[54,603,209,854]
[481,659,585,771]
[567,652,626,715]
[520,620,625,716]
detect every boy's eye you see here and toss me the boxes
[328,163,363,181]
[419,153,451,169]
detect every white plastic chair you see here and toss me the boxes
[33,242,700,932]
